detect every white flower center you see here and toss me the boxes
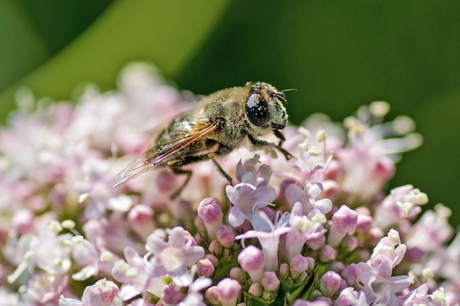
[159,247,185,272]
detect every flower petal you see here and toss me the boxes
[377,258,393,278]
[145,235,168,255]
[314,198,332,214]
[228,206,246,227]
[183,246,205,266]
[169,227,185,248]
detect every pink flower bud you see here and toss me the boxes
[295,272,308,284]
[342,235,358,252]
[335,287,359,306]
[290,254,310,279]
[49,183,68,209]
[230,267,247,283]
[216,225,236,248]
[279,263,289,279]
[238,220,253,233]
[156,170,178,193]
[340,279,347,291]
[320,271,342,297]
[328,206,358,247]
[205,286,221,305]
[128,205,154,240]
[262,271,280,291]
[333,205,358,234]
[306,257,315,272]
[12,209,34,235]
[370,155,395,181]
[238,245,265,283]
[341,263,357,286]
[175,200,193,220]
[306,234,325,250]
[152,228,167,240]
[358,249,370,261]
[248,283,263,297]
[81,279,120,306]
[324,160,344,181]
[194,215,206,232]
[329,261,345,273]
[406,247,424,263]
[161,285,183,305]
[356,214,372,234]
[322,180,339,201]
[319,245,336,262]
[198,197,223,239]
[197,259,215,278]
[198,197,223,223]
[205,254,219,267]
[217,278,241,306]
[209,240,223,256]
[184,230,197,246]
[368,227,384,246]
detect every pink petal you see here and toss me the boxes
[146,235,168,255]
[228,206,246,227]
[183,246,205,266]
[389,275,411,293]
[254,186,277,204]
[377,258,393,279]
[169,227,185,248]
[392,244,406,267]
[307,183,323,198]
[314,198,332,214]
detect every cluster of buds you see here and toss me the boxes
[0,63,457,306]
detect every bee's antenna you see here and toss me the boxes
[276,88,296,103]
[281,88,297,92]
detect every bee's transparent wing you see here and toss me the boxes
[107,152,157,189]
[108,120,219,189]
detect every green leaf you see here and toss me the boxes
[0,0,231,122]
[0,0,49,90]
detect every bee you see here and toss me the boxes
[109,82,292,199]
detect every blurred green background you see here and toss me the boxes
[1,0,459,225]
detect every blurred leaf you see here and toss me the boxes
[0,0,231,122]
[0,0,49,90]
[17,0,114,55]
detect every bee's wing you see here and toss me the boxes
[108,120,219,189]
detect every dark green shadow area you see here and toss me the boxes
[0,0,113,91]
[0,0,231,122]
[391,90,460,226]
[17,0,114,55]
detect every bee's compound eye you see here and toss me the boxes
[245,94,269,127]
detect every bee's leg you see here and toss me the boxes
[208,152,232,184]
[167,162,193,200]
[248,134,294,161]
[179,145,233,184]
[273,129,286,147]
[167,145,233,199]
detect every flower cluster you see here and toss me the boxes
[0,62,458,306]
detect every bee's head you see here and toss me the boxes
[244,82,288,132]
